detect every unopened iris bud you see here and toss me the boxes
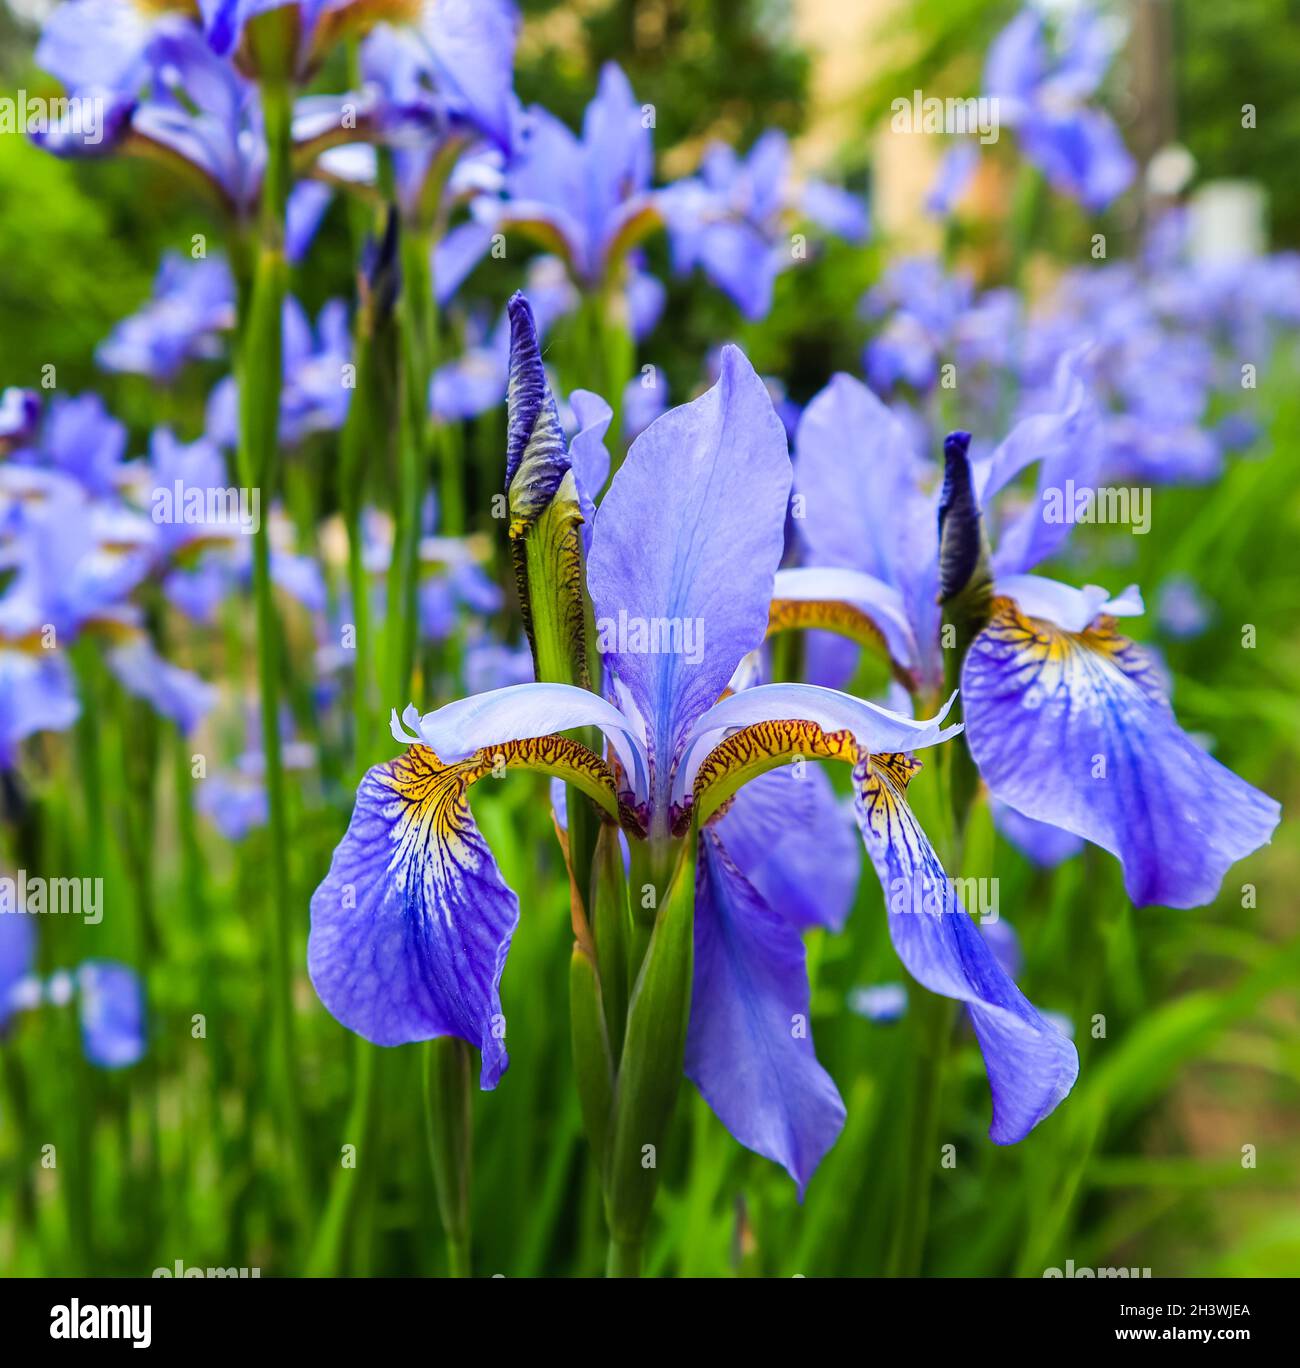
[937,430,990,609]
[505,291,591,689]
[937,430,992,829]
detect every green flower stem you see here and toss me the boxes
[591,822,632,1065]
[174,728,226,1161]
[234,70,307,1230]
[306,1034,379,1276]
[886,988,958,1276]
[606,1238,643,1278]
[604,832,697,1276]
[424,1037,473,1277]
[383,223,438,710]
[338,270,381,771]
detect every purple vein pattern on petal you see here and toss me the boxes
[962,600,1281,908]
[588,344,790,798]
[854,754,1078,1142]
[308,747,518,1085]
[714,763,860,931]
[686,830,846,1193]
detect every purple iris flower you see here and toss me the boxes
[6,393,127,499]
[198,710,315,839]
[991,799,1084,869]
[1155,576,1213,641]
[471,63,660,293]
[32,4,372,227]
[984,5,1135,211]
[849,983,908,1024]
[280,2,519,268]
[76,961,147,1068]
[98,253,236,381]
[308,304,1078,1191]
[926,142,980,218]
[860,258,1016,409]
[207,297,351,447]
[1021,264,1223,485]
[0,390,41,454]
[0,470,216,740]
[0,906,37,1030]
[0,912,144,1067]
[792,371,1281,908]
[662,129,868,320]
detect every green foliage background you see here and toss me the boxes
[0,0,1296,1278]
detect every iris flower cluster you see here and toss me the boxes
[307,294,1278,1236]
[0,0,1288,1277]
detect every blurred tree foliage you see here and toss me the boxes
[517,0,810,153]
[1175,0,1300,245]
[2,0,1297,416]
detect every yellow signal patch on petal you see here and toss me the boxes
[766,597,916,687]
[692,718,860,825]
[387,736,624,827]
[986,596,1169,708]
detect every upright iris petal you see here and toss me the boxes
[588,345,791,809]
[963,595,1281,908]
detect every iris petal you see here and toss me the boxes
[398,681,649,809]
[77,960,145,1069]
[686,830,846,1194]
[681,683,960,816]
[962,599,1282,908]
[588,345,791,802]
[854,753,1078,1142]
[309,745,524,1082]
[712,763,860,932]
[769,566,919,680]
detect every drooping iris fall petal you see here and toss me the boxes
[854,752,1079,1142]
[962,597,1281,908]
[686,830,846,1194]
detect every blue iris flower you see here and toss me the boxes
[983,4,1135,211]
[0,453,216,753]
[307,295,1078,1192]
[470,64,661,294]
[791,368,1280,908]
[98,254,236,382]
[0,910,145,1069]
[661,129,868,320]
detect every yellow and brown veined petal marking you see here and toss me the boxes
[766,567,922,688]
[691,718,860,827]
[766,598,917,690]
[388,734,625,825]
[981,595,1170,710]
